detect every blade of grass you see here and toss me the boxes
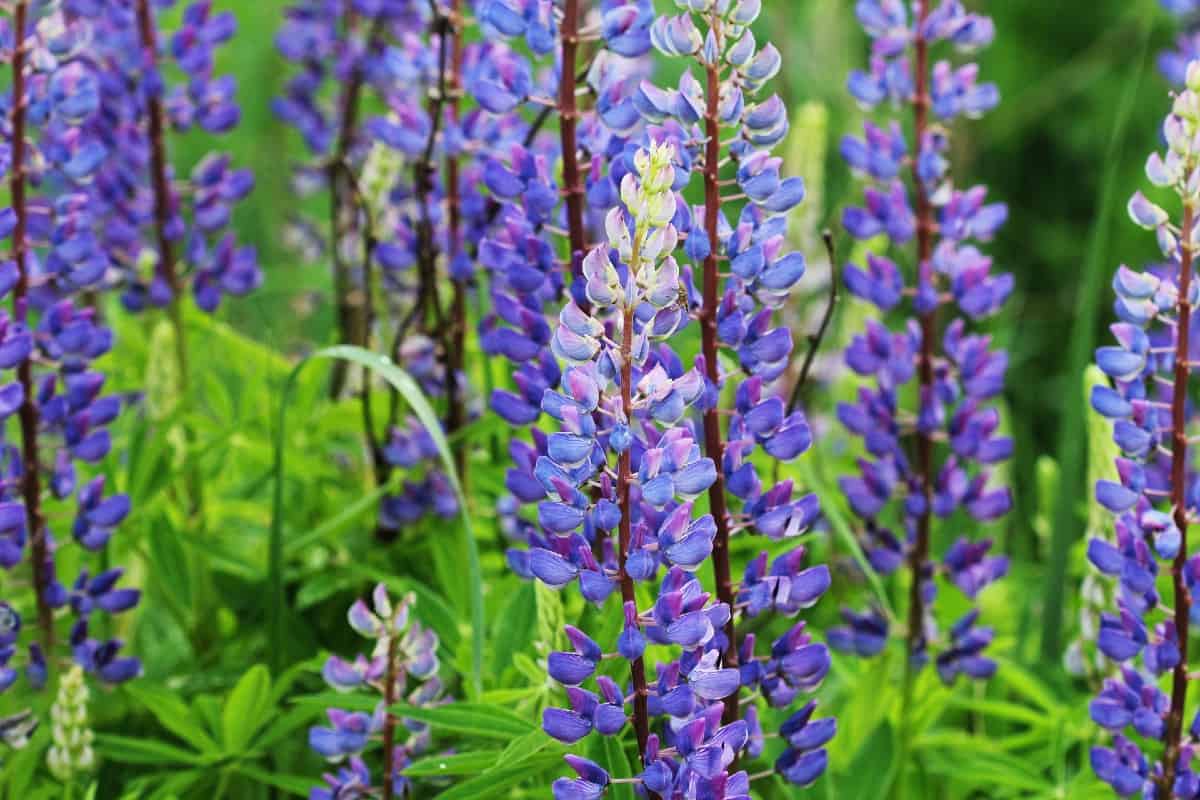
[1040,19,1152,662]
[268,345,483,696]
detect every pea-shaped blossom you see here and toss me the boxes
[1088,62,1200,799]
[831,0,1011,682]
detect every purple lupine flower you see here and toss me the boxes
[1161,1,1200,86]
[307,585,446,797]
[87,1,259,314]
[1086,64,1200,797]
[275,1,526,534]
[515,116,829,800]
[0,0,142,703]
[831,0,1010,684]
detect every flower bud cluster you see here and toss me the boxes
[46,665,95,782]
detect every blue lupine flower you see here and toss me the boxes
[833,0,1010,682]
[1086,63,1200,797]
[0,0,142,699]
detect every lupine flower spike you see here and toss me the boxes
[309,585,445,800]
[90,0,260,375]
[523,134,831,795]
[0,0,142,715]
[832,0,1012,686]
[1089,61,1200,799]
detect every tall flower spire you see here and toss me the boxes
[831,0,1012,686]
[1089,61,1200,799]
[0,0,142,706]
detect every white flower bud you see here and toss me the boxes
[46,667,96,783]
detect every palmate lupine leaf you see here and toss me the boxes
[267,345,483,696]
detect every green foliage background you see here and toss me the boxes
[0,1,1186,798]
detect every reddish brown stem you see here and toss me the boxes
[327,12,373,399]
[904,0,935,669]
[699,20,739,728]
[135,0,189,389]
[617,303,652,773]
[558,0,588,299]
[558,0,607,559]
[381,632,400,800]
[9,0,53,656]
[1161,203,1194,798]
[444,0,467,477]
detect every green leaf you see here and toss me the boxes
[946,697,1054,728]
[433,753,565,799]
[839,721,895,799]
[291,692,379,713]
[221,664,274,751]
[232,763,315,796]
[268,346,483,696]
[498,728,561,766]
[254,703,324,752]
[404,751,504,777]
[284,472,401,556]
[388,703,534,740]
[122,684,219,754]
[96,734,209,766]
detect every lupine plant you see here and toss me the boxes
[275,1,524,537]
[91,0,259,382]
[1088,62,1200,799]
[525,140,832,798]
[830,0,1012,697]
[0,0,141,732]
[494,0,840,783]
[479,0,653,452]
[307,585,444,800]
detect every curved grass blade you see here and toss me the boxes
[268,345,483,696]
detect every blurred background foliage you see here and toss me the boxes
[3,0,1186,797]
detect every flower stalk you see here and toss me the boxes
[134,0,190,390]
[9,0,53,655]
[699,8,738,728]
[559,0,589,298]
[444,0,468,477]
[904,0,935,696]
[1161,202,1194,797]
[327,11,374,400]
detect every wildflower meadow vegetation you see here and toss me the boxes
[3,0,1200,797]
